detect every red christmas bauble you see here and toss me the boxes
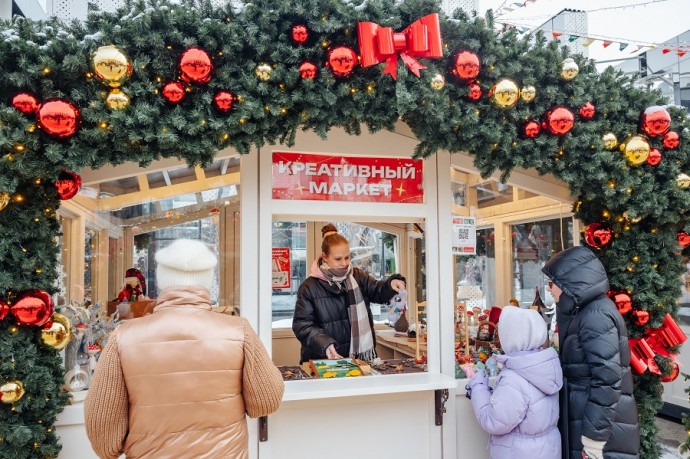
[466,82,482,102]
[11,289,53,326]
[523,120,541,138]
[213,91,234,113]
[162,82,185,104]
[647,148,662,166]
[179,47,213,84]
[661,361,680,383]
[543,106,575,136]
[291,24,309,45]
[12,93,40,115]
[299,61,318,80]
[36,98,81,139]
[640,106,671,138]
[578,102,595,120]
[678,232,690,247]
[0,299,9,321]
[55,170,82,200]
[663,131,680,149]
[632,309,650,326]
[452,51,480,80]
[326,46,357,78]
[584,222,613,249]
[607,290,632,315]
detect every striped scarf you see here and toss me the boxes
[319,261,377,361]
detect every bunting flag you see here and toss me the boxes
[619,43,629,51]
[662,48,671,54]
[602,40,612,48]
[582,38,595,47]
[568,35,578,42]
[552,32,562,39]
[629,45,640,54]
[679,51,687,57]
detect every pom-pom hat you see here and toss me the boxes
[155,239,217,292]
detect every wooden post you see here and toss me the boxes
[414,300,420,361]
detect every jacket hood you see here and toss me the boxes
[496,347,562,395]
[309,258,328,281]
[498,306,547,354]
[541,246,609,314]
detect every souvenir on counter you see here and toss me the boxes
[116,267,148,302]
[308,358,363,378]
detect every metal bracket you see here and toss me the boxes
[259,416,268,442]
[434,389,449,426]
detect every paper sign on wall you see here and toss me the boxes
[272,247,291,289]
[452,217,476,255]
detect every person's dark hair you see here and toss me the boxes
[321,223,349,255]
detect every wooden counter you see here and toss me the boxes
[376,328,427,359]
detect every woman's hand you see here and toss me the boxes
[390,279,406,292]
[326,344,344,360]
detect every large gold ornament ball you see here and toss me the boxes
[430,73,445,90]
[561,58,579,80]
[677,173,690,189]
[490,79,519,108]
[41,313,73,351]
[623,135,650,166]
[0,192,9,212]
[520,85,536,102]
[255,62,273,81]
[92,45,132,88]
[0,380,25,404]
[105,89,130,110]
[602,132,618,150]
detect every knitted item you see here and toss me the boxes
[241,320,285,418]
[394,312,409,333]
[155,239,217,292]
[498,306,547,354]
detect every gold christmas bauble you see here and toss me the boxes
[255,62,273,81]
[561,58,579,80]
[623,135,650,165]
[490,79,519,108]
[520,85,536,102]
[41,313,72,350]
[602,132,618,150]
[0,192,9,212]
[677,173,690,189]
[92,45,132,88]
[430,73,445,90]
[105,89,130,110]
[0,380,25,404]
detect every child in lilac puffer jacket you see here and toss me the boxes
[467,306,563,459]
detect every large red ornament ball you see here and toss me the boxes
[647,148,662,166]
[291,24,309,45]
[640,106,671,138]
[661,361,680,383]
[678,232,690,247]
[663,131,680,149]
[162,82,185,104]
[523,120,541,138]
[213,91,234,113]
[326,46,358,78]
[578,102,596,120]
[0,299,9,320]
[607,290,632,315]
[632,309,650,326]
[299,61,318,80]
[584,222,613,249]
[466,82,482,102]
[12,93,40,115]
[55,170,82,200]
[36,98,81,139]
[11,289,54,326]
[452,51,480,80]
[179,47,213,84]
[543,106,575,135]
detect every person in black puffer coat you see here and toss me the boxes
[292,224,406,364]
[542,246,639,459]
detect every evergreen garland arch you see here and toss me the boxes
[1,0,688,457]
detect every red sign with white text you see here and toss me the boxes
[272,247,291,289]
[272,151,424,203]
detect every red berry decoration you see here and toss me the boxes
[584,222,613,249]
[640,105,671,138]
[466,82,482,102]
[523,120,541,138]
[0,299,9,321]
[36,98,81,139]
[543,106,575,136]
[607,290,632,315]
[162,82,185,104]
[451,51,480,80]
[213,91,234,113]
[291,24,309,45]
[11,289,53,326]
[661,361,680,383]
[179,47,213,84]
[578,102,595,120]
[678,232,690,247]
[326,46,357,78]
[12,93,40,115]
[663,131,679,149]
[55,170,82,200]
[299,61,318,80]
[646,148,662,166]
[632,309,650,326]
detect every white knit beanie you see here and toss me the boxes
[498,306,547,354]
[155,239,217,293]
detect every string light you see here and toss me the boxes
[42,67,51,75]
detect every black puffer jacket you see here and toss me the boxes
[542,246,639,459]
[292,267,403,364]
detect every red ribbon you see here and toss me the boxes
[644,313,688,357]
[629,338,660,375]
[357,13,443,80]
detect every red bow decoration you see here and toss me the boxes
[357,13,443,80]
[644,313,687,357]
[629,338,660,375]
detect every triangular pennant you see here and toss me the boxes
[568,35,578,42]
[619,43,629,51]
[678,51,687,57]
[662,48,671,54]
[602,40,612,48]
[552,32,563,39]
[629,45,640,54]
[513,2,523,6]
[582,38,595,47]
